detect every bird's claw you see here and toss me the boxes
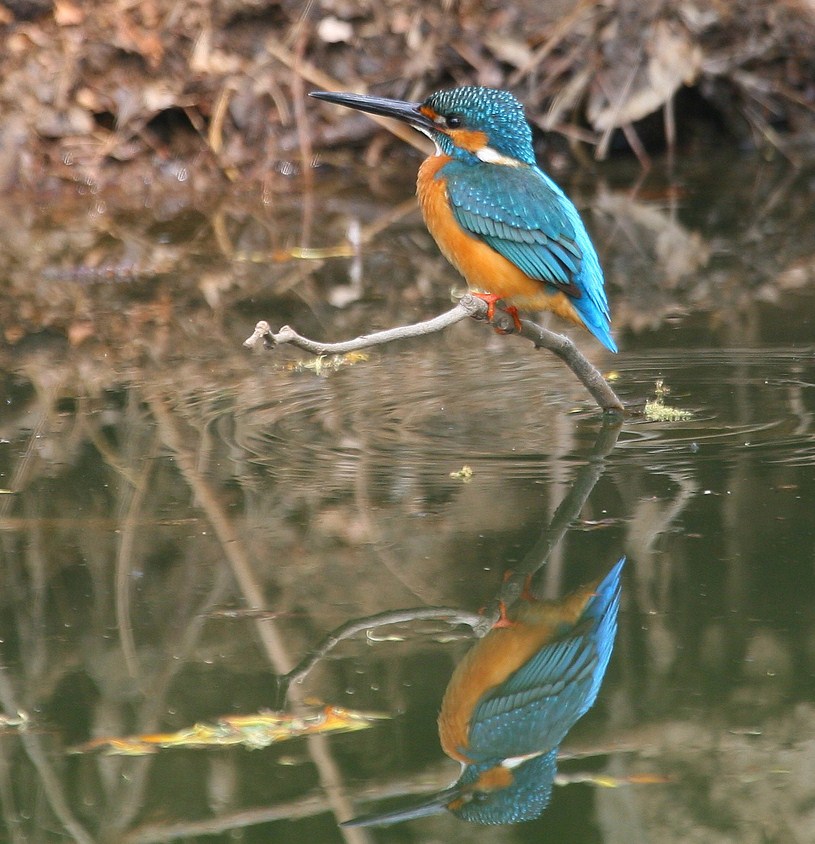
[492,599,516,629]
[470,294,522,334]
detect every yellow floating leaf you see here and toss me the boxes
[645,379,693,422]
[75,737,158,756]
[70,706,389,755]
[291,353,369,375]
[449,465,473,483]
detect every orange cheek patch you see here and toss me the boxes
[474,766,514,792]
[448,128,488,152]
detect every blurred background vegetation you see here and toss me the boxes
[1,0,815,193]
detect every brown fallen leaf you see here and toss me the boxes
[588,21,703,131]
[54,0,83,26]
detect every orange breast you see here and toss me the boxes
[416,156,584,327]
[437,581,600,763]
[438,619,556,763]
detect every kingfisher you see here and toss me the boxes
[342,557,625,826]
[310,86,617,352]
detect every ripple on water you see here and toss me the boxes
[610,346,815,471]
[213,343,814,492]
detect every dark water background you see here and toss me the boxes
[0,148,814,843]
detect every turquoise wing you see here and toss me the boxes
[465,628,599,762]
[465,558,624,763]
[443,162,586,293]
[442,161,617,351]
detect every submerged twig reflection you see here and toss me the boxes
[273,417,623,827]
[495,419,622,609]
[281,606,488,700]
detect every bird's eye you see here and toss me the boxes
[446,115,462,128]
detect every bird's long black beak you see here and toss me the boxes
[310,91,436,132]
[340,785,460,828]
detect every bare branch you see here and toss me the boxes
[244,301,472,355]
[508,313,625,413]
[280,606,488,697]
[245,294,624,413]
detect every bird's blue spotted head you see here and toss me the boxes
[309,86,536,166]
[420,87,536,165]
[447,750,558,824]
[339,750,558,828]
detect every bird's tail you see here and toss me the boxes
[572,241,617,352]
[574,297,617,353]
[581,556,625,669]
[583,557,625,622]
[582,316,617,353]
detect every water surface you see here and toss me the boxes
[0,151,814,842]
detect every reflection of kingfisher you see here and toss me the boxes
[311,86,617,352]
[343,557,625,826]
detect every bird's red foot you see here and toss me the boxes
[519,574,537,602]
[472,292,501,321]
[492,599,516,629]
[500,569,537,600]
[471,293,522,333]
[504,306,522,332]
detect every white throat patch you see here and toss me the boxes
[475,146,523,166]
[415,127,444,156]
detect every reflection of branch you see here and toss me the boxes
[280,607,488,698]
[123,761,454,843]
[281,418,622,698]
[0,669,94,844]
[115,433,159,680]
[146,392,369,842]
[498,419,623,605]
[245,294,624,413]
[124,793,334,843]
